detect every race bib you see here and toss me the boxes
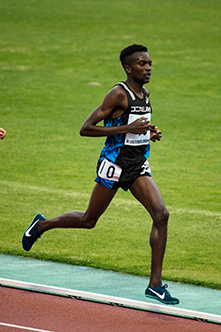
[125,113,151,146]
[98,159,122,182]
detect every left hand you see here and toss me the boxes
[150,125,162,142]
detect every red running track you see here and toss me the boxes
[0,287,220,332]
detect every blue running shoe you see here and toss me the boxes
[145,284,179,305]
[22,213,46,251]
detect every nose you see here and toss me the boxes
[145,63,151,71]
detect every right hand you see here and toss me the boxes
[127,117,151,135]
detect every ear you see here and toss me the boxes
[124,64,131,74]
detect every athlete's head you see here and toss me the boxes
[120,44,148,67]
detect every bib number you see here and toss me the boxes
[125,113,151,146]
[98,159,122,182]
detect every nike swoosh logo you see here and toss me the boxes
[25,219,40,237]
[148,288,165,300]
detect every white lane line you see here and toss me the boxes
[1,278,221,324]
[0,322,54,332]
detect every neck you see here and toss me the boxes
[125,79,144,98]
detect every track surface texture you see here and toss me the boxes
[1,287,221,332]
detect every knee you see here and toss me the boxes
[153,208,169,229]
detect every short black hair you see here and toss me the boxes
[120,44,148,66]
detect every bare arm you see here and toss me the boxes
[80,86,151,137]
[143,87,162,142]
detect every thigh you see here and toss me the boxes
[84,183,118,221]
[129,176,167,220]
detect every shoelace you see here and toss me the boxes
[162,284,171,295]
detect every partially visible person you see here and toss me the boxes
[0,128,6,140]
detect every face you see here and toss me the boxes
[125,52,152,84]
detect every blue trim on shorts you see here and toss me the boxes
[95,175,116,190]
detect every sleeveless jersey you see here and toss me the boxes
[98,82,152,172]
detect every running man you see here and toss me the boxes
[22,44,179,305]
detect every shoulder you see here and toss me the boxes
[108,84,127,99]
[102,84,127,106]
[143,86,150,97]
[100,83,128,116]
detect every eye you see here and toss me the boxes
[140,61,152,67]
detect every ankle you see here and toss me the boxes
[149,281,162,288]
[37,220,45,234]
